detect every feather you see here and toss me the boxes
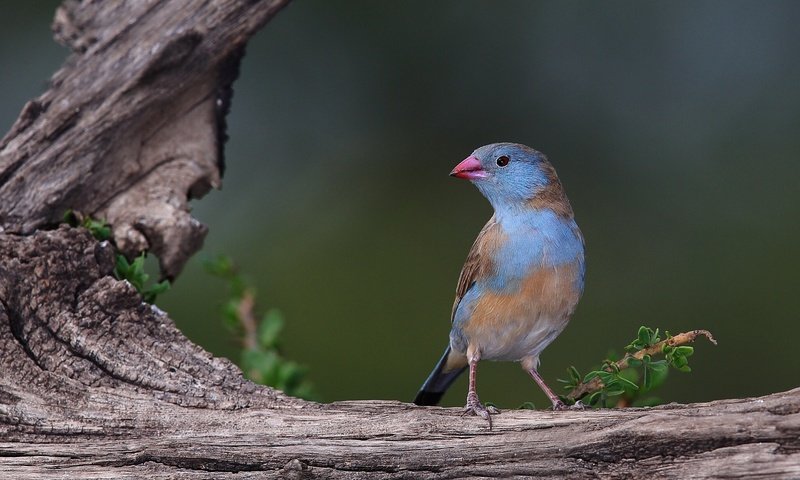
[451,216,502,322]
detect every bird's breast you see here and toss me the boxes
[451,209,585,361]
[460,260,583,359]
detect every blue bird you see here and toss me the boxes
[414,143,585,426]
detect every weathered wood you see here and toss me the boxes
[0,0,289,278]
[3,386,799,479]
[0,1,798,479]
[0,231,796,479]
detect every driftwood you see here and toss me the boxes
[0,1,798,478]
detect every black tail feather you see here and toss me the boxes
[413,346,466,406]
[413,389,445,406]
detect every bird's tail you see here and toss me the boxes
[413,346,468,406]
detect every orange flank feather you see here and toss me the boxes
[461,260,583,362]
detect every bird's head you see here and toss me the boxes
[450,143,571,215]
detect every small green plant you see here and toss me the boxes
[64,210,169,304]
[205,255,315,400]
[114,254,170,304]
[64,209,111,240]
[558,326,716,408]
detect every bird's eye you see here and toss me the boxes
[496,155,510,167]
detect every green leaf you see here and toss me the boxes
[596,371,616,385]
[604,386,626,397]
[519,401,536,410]
[619,366,640,384]
[63,211,111,240]
[113,253,169,304]
[116,254,149,292]
[63,210,79,227]
[258,309,285,349]
[242,349,280,385]
[650,328,661,344]
[583,371,601,383]
[115,254,131,276]
[649,360,668,374]
[131,255,146,275]
[204,255,235,278]
[638,326,651,346]
[627,326,661,351]
[675,346,694,357]
[587,391,603,406]
[557,378,576,391]
[222,300,241,331]
[613,374,639,391]
[568,366,581,384]
[277,361,305,389]
[83,218,111,241]
[644,360,669,390]
[559,366,581,390]
[143,280,170,303]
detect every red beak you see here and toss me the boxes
[450,156,488,180]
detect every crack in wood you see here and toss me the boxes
[100,454,270,473]
[3,300,46,371]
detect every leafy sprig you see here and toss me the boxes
[558,326,715,407]
[114,254,170,304]
[205,255,315,400]
[64,209,111,240]
[625,326,662,352]
[64,210,169,304]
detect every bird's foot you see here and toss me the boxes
[552,399,585,411]
[462,392,499,428]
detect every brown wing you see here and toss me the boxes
[451,215,499,322]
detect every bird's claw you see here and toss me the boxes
[552,399,585,411]
[462,392,499,429]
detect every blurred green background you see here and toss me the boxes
[3,1,799,409]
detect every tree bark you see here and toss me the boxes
[0,1,798,479]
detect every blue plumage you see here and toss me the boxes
[414,143,585,428]
[491,210,584,288]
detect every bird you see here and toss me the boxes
[413,142,585,427]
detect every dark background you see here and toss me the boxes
[4,1,799,409]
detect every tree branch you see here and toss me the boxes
[0,1,798,479]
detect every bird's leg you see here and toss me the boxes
[462,348,498,428]
[527,368,579,411]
